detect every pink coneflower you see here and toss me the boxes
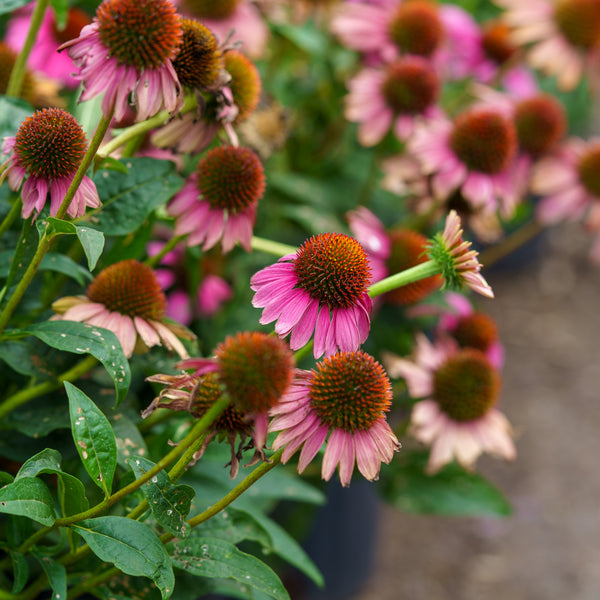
[168,145,265,252]
[59,0,184,122]
[52,259,193,358]
[347,206,443,305]
[345,55,440,146]
[412,291,504,368]
[6,3,91,88]
[1,108,100,219]
[532,137,600,261]
[410,106,519,217]
[427,210,495,298]
[197,274,233,315]
[250,233,373,358]
[496,0,600,91]
[331,0,444,63]
[270,350,400,487]
[384,334,515,474]
[154,331,295,473]
[178,0,269,58]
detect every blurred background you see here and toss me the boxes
[347,220,600,600]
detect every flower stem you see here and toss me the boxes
[5,0,49,97]
[55,114,112,221]
[0,355,98,420]
[0,114,112,336]
[145,235,185,268]
[251,236,296,257]
[96,94,198,160]
[479,220,543,268]
[368,260,441,298]
[181,448,284,534]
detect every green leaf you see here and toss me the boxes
[66,383,117,497]
[111,413,148,468]
[0,477,57,526]
[193,506,271,549]
[23,320,130,405]
[50,0,68,28]
[16,449,89,517]
[0,340,48,378]
[0,0,29,13]
[40,253,92,285]
[127,456,194,538]
[33,553,67,600]
[379,450,513,517]
[1,218,39,302]
[16,448,62,478]
[9,551,28,594]
[0,97,31,139]
[70,517,175,599]
[169,537,289,600]
[43,218,105,271]
[92,158,184,235]
[244,508,323,588]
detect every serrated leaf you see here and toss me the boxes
[33,553,66,600]
[0,477,57,526]
[23,320,130,405]
[169,537,289,600]
[379,450,513,517]
[40,253,92,285]
[127,456,194,538]
[16,449,89,517]
[66,383,117,497]
[70,517,175,599]
[9,551,28,594]
[92,158,183,235]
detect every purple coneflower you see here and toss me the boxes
[270,350,400,487]
[168,145,265,252]
[410,106,519,217]
[1,108,100,219]
[60,0,184,121]
[250,233,373,358]
[384,334,515,474]
[345,55,440,146]
[52,259,193,358]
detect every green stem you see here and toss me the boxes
[54,115,112,221]
[181,449,284,534]
[0,355,98,420]
[0,230,54,336]
[5,0,49,97]
[0,198,21,240]
[67,567,120,600]
[145,235,184,268]
[368,260,441,298]
[96,94,198,160]
[251,236,296,257]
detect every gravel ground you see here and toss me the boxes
[350,222,600,600]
